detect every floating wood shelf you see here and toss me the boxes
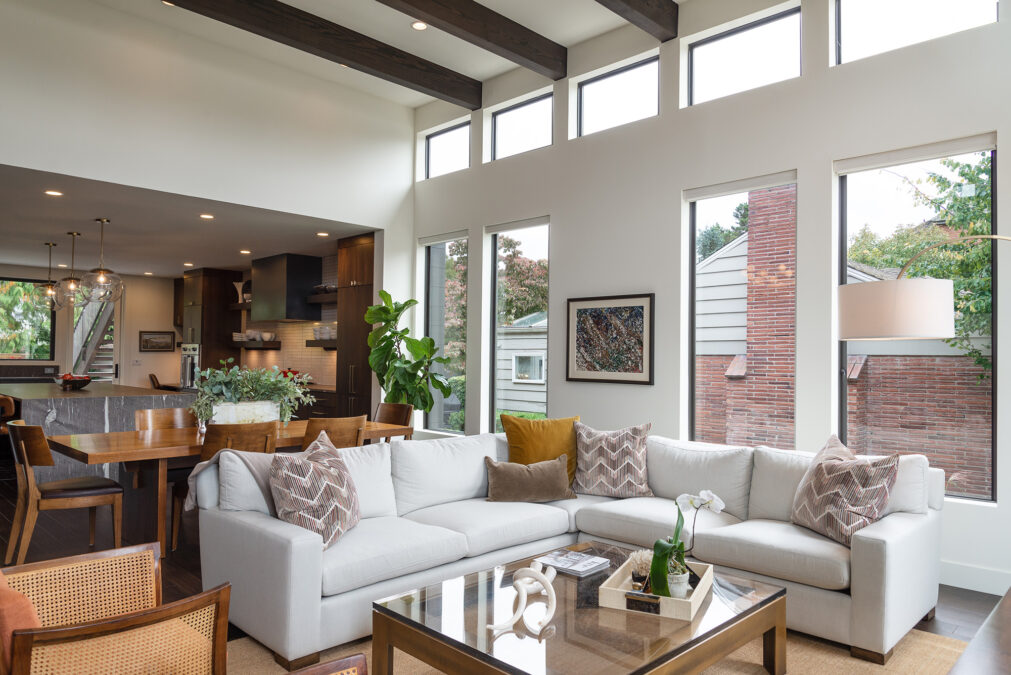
[229,302,251,311]
[306,340,338,351]
[232,340,281,350]
[307,292,339,305]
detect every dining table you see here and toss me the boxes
[46,419,414,557]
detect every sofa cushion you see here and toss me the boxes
[546,493,617,532]
[321,517,468,596]
[879,454,929,516]
[219,450,278,515]
[646,437,754,520]
[501,415,580,484]
[693,519,851,590]
[404,498,569,557]
[749,446,815,521]
[486,456,575,503]
[575,497,740,549]
[391,434,498,515]
[340,442,397,518]
[573,422,653,498]
[269,450,360,550]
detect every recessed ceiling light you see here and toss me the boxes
[199,214,214,220]
[316,232,329,237]
[144,272,153,276]
[162,1,175,6]
[340,63,349,68]
[57,263,67,268]
[239,249,251,255]
[411,20,427,30]
[45,190,63,196]
[183,262,194,267]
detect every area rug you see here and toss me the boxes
[227,629,965,674]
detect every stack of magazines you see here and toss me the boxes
[535,550,611,578]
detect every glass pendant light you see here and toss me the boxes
[79,218,124,303]
[32,242,66,311]
[56,231,85,306]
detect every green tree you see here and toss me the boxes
[696,201,748,261]
[0,280,51,360]
[496,235,548,325]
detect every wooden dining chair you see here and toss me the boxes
[5,421,123,565]
[170,421,277,551]
[300,416,366,451]
[374,402,414,442]
[135,407,197,431]
[3,543,230,674]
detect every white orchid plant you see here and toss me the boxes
[648,489,725,598]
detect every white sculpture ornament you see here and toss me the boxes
[486,561,557,633]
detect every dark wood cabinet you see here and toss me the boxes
[173,278,184,327]
[337,234,374,288]
[181,268,241,369]
[337,284,374,418]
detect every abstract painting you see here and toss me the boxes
[566,294,654,384]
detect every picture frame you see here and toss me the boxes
[139,331,176,352]
[566,293,654,385]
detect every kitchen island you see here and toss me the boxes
[0,382,195,480]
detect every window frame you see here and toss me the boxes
[511,352,546,384]
[0,276,56,362]
[687,6,802,107]
[837,149,998,502]
[576,56,660,138]
[422,239,467,434]
[424,121,470,180]
[491,93,554,161]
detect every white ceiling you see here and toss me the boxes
[0,163,369,278]
[91,0,631,108]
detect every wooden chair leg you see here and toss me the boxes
[89,506,97,547]
[16,501,39,565]
[112,494,123,548]
[171,493,183,552]
[5,490,26,565]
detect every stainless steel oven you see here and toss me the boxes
[180,344,200,388]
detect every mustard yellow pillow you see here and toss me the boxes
[500,415,580,484]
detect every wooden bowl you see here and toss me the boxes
[58,378,91,391]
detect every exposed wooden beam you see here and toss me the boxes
[374,0,566,80]
[595,0,679,42]
[171,0,482,109]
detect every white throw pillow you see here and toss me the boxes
[646,436,754,521]
[391,434,499,515]
[218,450,279,515]
[876,454,929,515]
[340,442,397,519]
[749,446,816,522]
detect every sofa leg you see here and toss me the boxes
[851,646,893,665]
[272,651,320,671]
[922,607,936,622]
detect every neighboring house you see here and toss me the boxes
[494,310,547,415]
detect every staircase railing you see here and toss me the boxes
[73,302,115,375]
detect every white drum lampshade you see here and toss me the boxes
[838,278,955,341]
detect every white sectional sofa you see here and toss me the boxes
[193,432,944,668]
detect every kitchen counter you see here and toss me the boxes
[0,382,170,399]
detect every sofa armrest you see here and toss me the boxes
[199,507,323,661]
[850,509,941,654]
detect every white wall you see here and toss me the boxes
[412,1,1011,594]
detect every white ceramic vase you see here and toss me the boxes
[668,571,690,599]
[210,401,280,425]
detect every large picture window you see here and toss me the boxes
[689,8,801,106]
[690,183,797,448]
[578,57,659,137]
[835,0,998,64]
[492,95,552,160]
[0,278,55,361]
[424,238,468,433]
[425,122,470,179]
[839,150,995,500]
[491,223,549,431]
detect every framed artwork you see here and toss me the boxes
[566,293,654,385]
[139,331,176,352]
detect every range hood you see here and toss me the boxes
[251,253,321,322]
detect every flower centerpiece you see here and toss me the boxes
[648,489,725,598]
[190,358,315,426]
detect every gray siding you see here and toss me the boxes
[494,327,547,414]
[695,236,747,355]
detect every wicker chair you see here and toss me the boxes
[292,653,367,674]
[2,542,230,674]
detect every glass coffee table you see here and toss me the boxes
[372,541,786,674]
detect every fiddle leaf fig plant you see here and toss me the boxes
[365,290,452,413]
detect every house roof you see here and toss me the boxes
[509,311,547,328]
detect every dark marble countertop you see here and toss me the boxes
[0,383,172,400]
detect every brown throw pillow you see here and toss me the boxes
[792,435,899,546]
[0,572,41,673]
[501,415,580,484]
[269,445,361,549]
[486,455,575,503]
[573,421,654,498]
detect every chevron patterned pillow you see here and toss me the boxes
[269,447,361,549]
[573,422,654,498]
[791,435,899,547]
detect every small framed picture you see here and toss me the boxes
[139,331,176,352]
[566,293,654,385]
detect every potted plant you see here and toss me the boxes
[648,490,725,598]
[190,359,315,426]
[365,291,451,413]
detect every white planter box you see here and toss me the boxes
[599,559,714,621]
[211,401,280,424]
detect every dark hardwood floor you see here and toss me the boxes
[0,452,1001,648]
